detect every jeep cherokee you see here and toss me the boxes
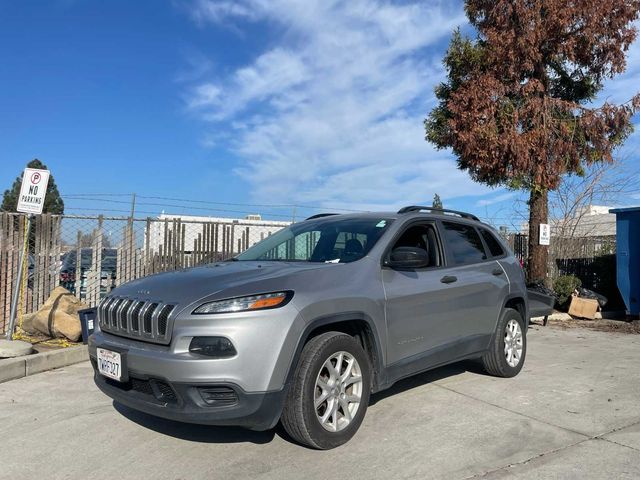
[89,206,528,449]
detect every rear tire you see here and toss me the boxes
[281,332,371,449]
[482,308,526,377]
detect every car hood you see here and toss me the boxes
[109,261,336,305]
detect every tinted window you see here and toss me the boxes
[442,222,487,265]
[480,228,505,257]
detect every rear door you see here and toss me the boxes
[435,221,509,345]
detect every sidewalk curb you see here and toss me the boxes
[0,345,88,384]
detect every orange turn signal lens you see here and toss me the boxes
[249,294,287,309]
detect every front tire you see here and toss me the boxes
[481,308,526,377]
[281,332,371,449]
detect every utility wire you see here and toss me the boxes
[61,193,365,212]
[63,204,295,219]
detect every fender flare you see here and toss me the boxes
[283,312,386,391]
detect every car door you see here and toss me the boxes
[382,221,460,365]
[435,220,510,347]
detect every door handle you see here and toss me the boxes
[440,275,457,284]
[492,268,504,276]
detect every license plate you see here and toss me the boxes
[97,348,123,382]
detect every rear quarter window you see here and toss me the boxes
[441,221,487,265]
[480,228,506,257]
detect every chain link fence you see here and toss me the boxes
[1,211,622,334]
[0,212,289,334]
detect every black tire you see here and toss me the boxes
[281,332,371,449]
[481,308,527,377]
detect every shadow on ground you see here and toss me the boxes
[113,401,282,444]
[112,359,487,445]
[369,359,487,405]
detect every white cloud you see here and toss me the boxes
[184,0,485,208]
[187,83,221,109]
[476,192,516,207]
[189,0,260,25]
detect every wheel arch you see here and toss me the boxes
[284,312,385,392]
[503,295,528,327]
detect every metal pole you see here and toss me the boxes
[7,215,32,341]
[130,192,136,219]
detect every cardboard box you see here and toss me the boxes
[568,296,599,320]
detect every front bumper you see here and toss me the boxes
[90,355,286,431]
[87,305,303,430]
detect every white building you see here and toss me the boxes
[554,205,616,237]
[519,205,617,238]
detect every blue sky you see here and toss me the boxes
[1,0,638,226]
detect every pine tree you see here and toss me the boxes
[1,159,64,214]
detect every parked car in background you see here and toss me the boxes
[60,248,117,299]
[89,207,528,449]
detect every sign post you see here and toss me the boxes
[6,168,50,341]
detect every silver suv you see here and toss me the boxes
[89,206,528,449]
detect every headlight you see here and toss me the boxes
[192,291,292,314]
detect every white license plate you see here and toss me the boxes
[97,348,123,382]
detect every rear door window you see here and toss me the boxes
[441,221,487,265]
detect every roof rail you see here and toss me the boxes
[305,213,339,220]
[397,206,480,222]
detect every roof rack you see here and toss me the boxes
[397,206,480,222]
[305,213,339,220]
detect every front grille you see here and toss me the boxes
[98,297,176,345]
[105,376,178,404]
[155,381,177,401]
[131,377,154,396]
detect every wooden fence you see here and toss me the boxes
[0,213,288,334]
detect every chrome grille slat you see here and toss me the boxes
[143,303,158,334]
[97,297,111,325]
[117,299,132,331]
[157,305,174,336]
[129,301,145,332]
[151,303,161,340]
[109,298,124,328]
[98,296,175,345]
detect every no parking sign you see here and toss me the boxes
[17,167,50,214]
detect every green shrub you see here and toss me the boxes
[553,275,582,306]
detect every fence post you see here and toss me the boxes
[7,215,31,341]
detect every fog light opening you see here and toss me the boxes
[189,336,237,358]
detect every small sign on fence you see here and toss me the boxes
[17,168,50,215]
[539,223,551,246]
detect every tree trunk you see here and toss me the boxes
[527,188,549,284]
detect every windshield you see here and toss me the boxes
[235,216,394,263]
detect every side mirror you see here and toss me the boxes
[386,246,429,269]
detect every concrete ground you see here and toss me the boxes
[1,325,639,480]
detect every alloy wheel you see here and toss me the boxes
[314,351,363,432]
[504,319,523,367]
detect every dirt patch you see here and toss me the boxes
[532,316,640,334]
